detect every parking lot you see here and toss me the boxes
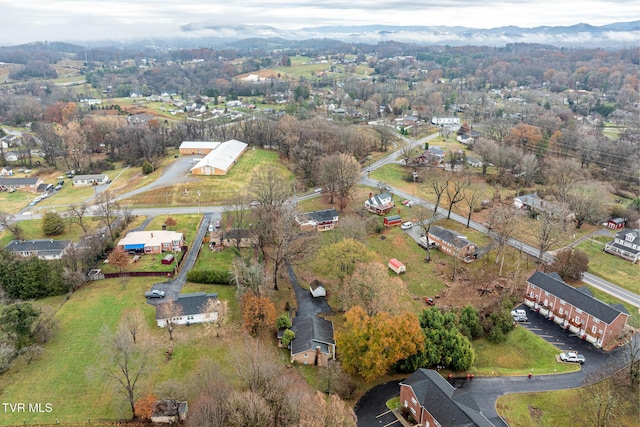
[515,304,619,374]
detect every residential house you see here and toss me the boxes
[428,226,477,262]
[364,191,395,215]
[513,192,571,219]
[525,271,629,348]
[416,147,446,166]
[466,156,484,168]
[0,167,12,176]
[178,140,221,155]
[226,100,242,107]
[190,139,248,176]
[295,208,339,231]
[150,400,188,423]
[309,280,327,298]
[289,315,336,367]
[117,230,184,254]
[0,176,43,192]
[400,369,493,427]
[155,292,220,327]
[604,229,640,263]
[209,228,258,249]
[605,218,625,230]
[6,239,72,260]
[431,116,461,126]
[72,174,110,186]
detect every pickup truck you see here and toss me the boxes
[144,290,165,299]
[559,351,585,364]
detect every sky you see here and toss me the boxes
[0,0,638,45]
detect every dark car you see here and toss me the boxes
[144,290,165,299]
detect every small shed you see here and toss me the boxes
[606,218,625,230]
[388,258,406,274]
[309,279,327,298]
[161,254,175,265]
[384,215,402,227]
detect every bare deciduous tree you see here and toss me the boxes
[445,173,469,219]
[94,191,120,241]
[319,153,360,209]
[66,203,90,234]
[102,325,147,419]
[157,298,183,341]
[533,212,565,262]
[490,206,522,276]
[0,211,24,240]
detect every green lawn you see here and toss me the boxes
[0,278,239,424]
[365,226,447,302]
[473,326,579,376]
[192,245,251,271]
[0,217,101,248]
[586,285,640,329]
[497,389,578,426]
[576,235,640,294]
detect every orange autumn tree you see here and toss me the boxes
[336,306,424,381]
[134,393,156,420]
[505,123,542,151]
[241,293,276,337]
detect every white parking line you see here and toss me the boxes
[376,410,391,418]
[383,420,400,427]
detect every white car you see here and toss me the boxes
[400,221,413,230]
[559,351,585,364]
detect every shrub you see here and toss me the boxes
[42,211,65,236]
[142,161,153,175]
[281,329,295,346]
[276,314,292,329]
[187,269,232,285]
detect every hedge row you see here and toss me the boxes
[187,269,232,285]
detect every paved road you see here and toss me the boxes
[146,211,216,304]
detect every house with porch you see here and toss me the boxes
[431,116,461,126]
[524,271,629,348]
[155,292,220,327]
[400,369,493,427]
[364,191,394,215]
[513,192,571,219]
[604,229,640,263]
[117,230,184,254]
[295,208,339,231]
[427,226,477,262]
[209,228,258,249]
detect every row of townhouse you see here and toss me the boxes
[525,271,629,349]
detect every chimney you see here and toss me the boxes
[316,346,321,365]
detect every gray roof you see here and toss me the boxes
[309,279,325,292]
[614,228,640,242]
[428,226,474,249]
[528,271,628,323]
[290,315,335,355]
[155,292,218,319]
[73,174,108,180]
[303,208,339,224]
[367,192,392,206]
[6,239,71,256]
[401,369,493,427]
[0,177,40,186]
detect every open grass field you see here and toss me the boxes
[0,277,241,424]
[0,216,102,248]
[497,372,639,427]
[121,148,292,207]
[364,226,448,303]
[576,235,640,294]
[473,326,579,376]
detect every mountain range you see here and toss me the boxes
[171,21,640,49]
